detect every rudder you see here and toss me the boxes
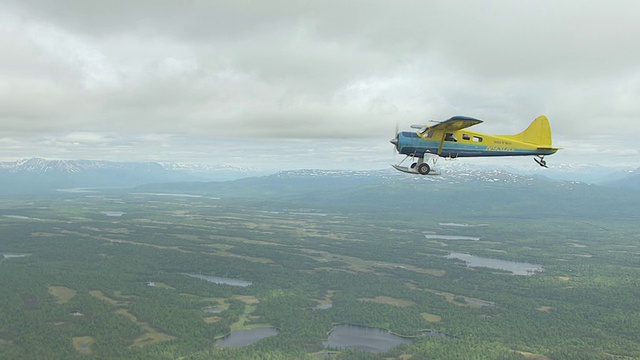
[504,115,552,146]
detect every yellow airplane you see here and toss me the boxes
[390,115,558,175]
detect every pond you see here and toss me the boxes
[216,328,279,348]
[315,304,333,310]
[425,234,481,241]
[2,253,27,258]
[133,192,215,199]
[3,215,43,221]
[445,252,543,275]
[463,299,494,307]
[57,188,99,193]
[101,211,125,217]
[291,212,328,216]
[439,222,488,227]
[203,307,225,313]
[323,325,412,353]
[184,273,252,287]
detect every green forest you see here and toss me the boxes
[0,182,638,359]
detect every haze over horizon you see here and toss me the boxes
[2,1,640,170]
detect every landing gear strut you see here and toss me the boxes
[392,154,440,175]
[534,155,548,168]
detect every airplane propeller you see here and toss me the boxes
[390,122,399,154]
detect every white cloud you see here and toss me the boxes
[1,1,639,167]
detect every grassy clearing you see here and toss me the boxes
[300,249,445,276]
[48,286,76,304]
[516,350,551,359]
[89,290,129,307]
[359,296,416,308]
[315,290,336,307]
[427,289,494,308]
[72,336,95,354]
[230,305,257,331]
[115,309,176,347]
[204,316,221,324]
[420,312,443,322]
[536,306,554,312]
[235,295,259,305]
[88,290,175,347]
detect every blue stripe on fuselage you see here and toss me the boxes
[395,132,554,158]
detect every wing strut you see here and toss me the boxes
[437,131,447,155]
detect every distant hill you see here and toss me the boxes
[0,158,257,195]
[602,168,640,190]
[136,168,640,221]
[4,158,639,221]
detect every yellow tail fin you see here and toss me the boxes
[503,115,553,146]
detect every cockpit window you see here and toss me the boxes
[444,133,457,142]
[419,130,434,138]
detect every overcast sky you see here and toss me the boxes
[1,1,640,170]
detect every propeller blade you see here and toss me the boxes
[391,122,399,154]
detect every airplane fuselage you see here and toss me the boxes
[395,128,557,158]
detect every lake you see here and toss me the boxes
[3,215,43,221]
[101,211,125,217]
[2,253,27,258]
[133,192,217,199]
[439,222,488,227]
[445,252,543,275]
[184,273,252,287]
[323,324,412,353]
[315,304,333,310]
[216,328,279,347]
[425,234,481,241]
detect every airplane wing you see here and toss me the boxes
[416,116,483,155]
[418,116,483,136]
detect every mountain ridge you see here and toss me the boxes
[0,158,257,195]
[1,158,639,196]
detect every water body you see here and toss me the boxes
[3,215,44,221]
[101,211,125,217]
[315,304,333,310]
[2,254,26,258]
[291,212,328,216]
[216,328,279,348]
[464,299,494,307]
[203,307,225,313]
[439,222,488,227]
[323,325,412,353]
[445,252,543,275]
[425,234,481,241]
[134,192,217,199]
[184,273,252,287]
[57,188,99,193]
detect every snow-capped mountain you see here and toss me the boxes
[0,158,260,195]
[2,158,637,196]
[136,166,639,223]
[158,162,256,176]
[0,158,254,175]
[1,158,165,174]
[434,161,633,185]
[602,167,640,189]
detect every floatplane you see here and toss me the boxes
[390,115,558,175]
